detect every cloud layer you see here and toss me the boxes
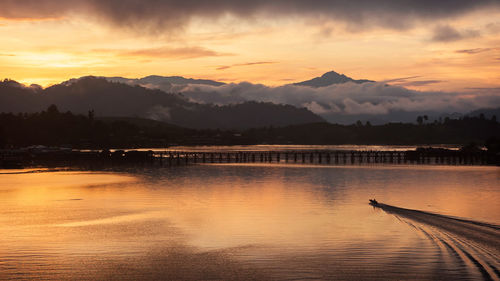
[2,0,499,31]
[176,81,500,121]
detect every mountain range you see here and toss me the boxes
[1,70,497,128]
[106,75,225,92]
[0,77,322,129]
[0,70,378,129]
[103,70,374,91]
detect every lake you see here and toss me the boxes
[0,163,498,280]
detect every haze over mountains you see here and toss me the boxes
[102,70,498,125]
[1,70,499,129]
[0,77,322,129]
[107,75,225,92]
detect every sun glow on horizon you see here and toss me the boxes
[0,4,499,91]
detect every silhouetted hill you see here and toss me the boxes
[0,79,44,113]
[242,117,500,145]
[1,107,497,149]
[0,77,323,129]
[0,106,198,148]
[41,77,189,118]
[467,107,500,120]
[96,117,181,129]
[185,102,324,129]
[293,71,374,87]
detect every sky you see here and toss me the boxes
[1,0,500,93]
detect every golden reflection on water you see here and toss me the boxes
[0,171,136,204]
[0,165,499,280]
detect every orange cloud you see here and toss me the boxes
[0,16,63,22]
[96,46,230,60]
[217,61,276,71]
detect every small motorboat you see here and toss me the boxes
[369,199,378,205]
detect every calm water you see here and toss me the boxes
[0,164,499,280]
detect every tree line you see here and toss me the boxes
[1,105,499,150]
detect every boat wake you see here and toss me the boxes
[372,202,500,281]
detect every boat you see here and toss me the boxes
[369,199,378,205]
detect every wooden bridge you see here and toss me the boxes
[2,148,496,168]
[147,149,493,166]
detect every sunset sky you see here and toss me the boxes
[1,0,499,92]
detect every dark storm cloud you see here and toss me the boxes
[1,0,499,31]
[431,25,480,42]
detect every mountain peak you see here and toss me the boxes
[322,71,347,78]
[294,70,374,87]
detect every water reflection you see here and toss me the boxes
[0,164,498,280]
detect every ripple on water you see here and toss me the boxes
[0,165,498,280]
